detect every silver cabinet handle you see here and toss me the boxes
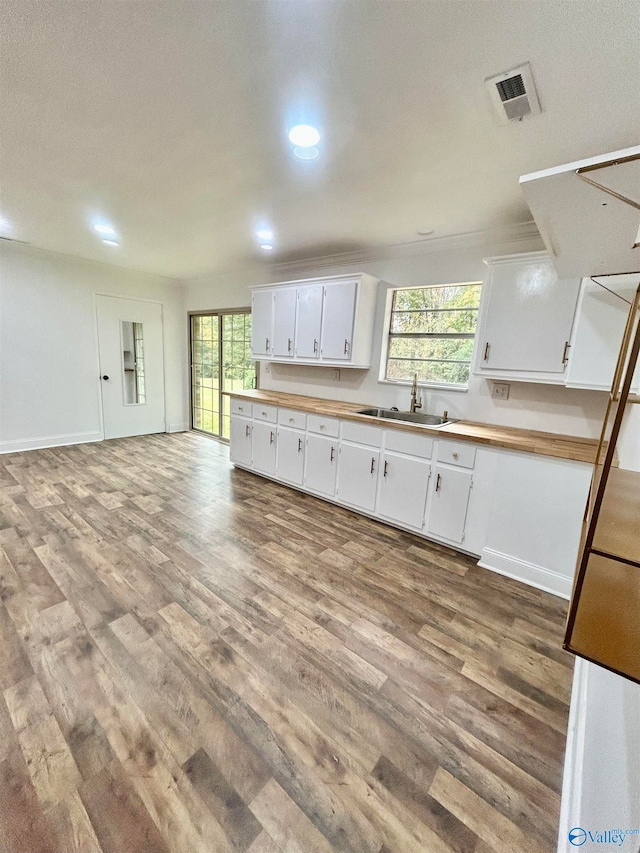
[435,473,441,492]
[298,438,302,453]
[270,431,274,445]
[370,457,375,474]
[383,460,388,477]
[562,340,571,364]
[288,338,292,352]
[483,342,490,361]
[245,424,250,437]
[265,337,270,352]
[344,339,349,355]
[313,339,318,353]
[330,446,335,462]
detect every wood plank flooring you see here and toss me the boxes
[0,431,573,853]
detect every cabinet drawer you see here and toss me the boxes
[253,404,278,424]
[278,408,307,430]
[231,398,252,417]
[307,415,339,437]
[384,429,433,459]
[436,440,476,469]
[341,421,382,447]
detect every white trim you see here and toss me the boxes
[557,658,589,853]
[478,547,571,598]
[266,221,542,278]
[0,431,103,454]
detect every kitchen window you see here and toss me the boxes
[383,282,482,387]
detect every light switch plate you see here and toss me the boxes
[492,381,510,400]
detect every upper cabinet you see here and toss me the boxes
[565,274,640,392]
[250,273,379,368]
[474,252,581,384]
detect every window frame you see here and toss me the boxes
[188,307,257,443]
[378,281,482,391]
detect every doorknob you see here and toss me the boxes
[101,375,110,380]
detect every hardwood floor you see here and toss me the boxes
[0,431,573,852]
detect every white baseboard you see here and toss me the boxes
[478,547,571,599]
[557,658,589,853]
[0,431,103,455]
[166,422,189,433]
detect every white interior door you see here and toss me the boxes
[96,295,166,439]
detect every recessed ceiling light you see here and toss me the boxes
[293,146,320,160]
[417,228,434,236]
[102,239,119,247]
[256,228,274,241]
[288,125,320,147]
[260,244,274,251]
[93,223,117,238]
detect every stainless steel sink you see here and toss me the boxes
[356,408,456,427]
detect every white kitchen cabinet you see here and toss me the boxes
[251,289,274,357]
[304,434,338,497]
[250,273,378,367]
[230,415,252,467]
[474,252,581,383]
[295,285,323,359]
[272,288,297,358]
[320,280,357,361]
[337,442,380,512]
[276,426,305,485]
[427,466,472,544]
[377,452,431,530]
[252,421,277,476]
[566,275,640,391]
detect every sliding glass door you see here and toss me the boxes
[190,310,256,440]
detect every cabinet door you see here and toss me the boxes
[427,466,472,544]
[252,421,277,476]
[229,415,252,467]
[252,290,274,357]
[295,285,324,359]
[566,276,640,391]
[480,260,580,373]
[276,427,305,485]
[320,281,357,361]
[304,434,337,497]
[378,452,430,530]
[337,442,379,512]
[272,288,297,358]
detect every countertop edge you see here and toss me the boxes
[224,390,598,465]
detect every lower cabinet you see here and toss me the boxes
[230,415,252,466]
[276,426,305,485]
[252,421,277,476]
[427,465,473,544]
[377,451,431,530]
[304,434,338,497]
[337,442,380,512]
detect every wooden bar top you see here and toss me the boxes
[225,390,599,465]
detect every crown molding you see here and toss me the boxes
[268,220,541,278]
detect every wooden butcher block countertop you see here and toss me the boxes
[226,390,599,465]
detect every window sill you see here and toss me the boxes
[377,378,469,393]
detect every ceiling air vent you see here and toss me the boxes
[485,63,541,125]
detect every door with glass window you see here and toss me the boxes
[190,311,256,440]
[96,295,166,439]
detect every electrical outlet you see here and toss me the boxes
[492,381,510,400]
[264,362,271,374]
[333,369,341,381]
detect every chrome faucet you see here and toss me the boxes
[409,373,422,413]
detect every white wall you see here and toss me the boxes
[0,241,187,452]
[184,236,608,438]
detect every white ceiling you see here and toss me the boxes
[1,0,638,279]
